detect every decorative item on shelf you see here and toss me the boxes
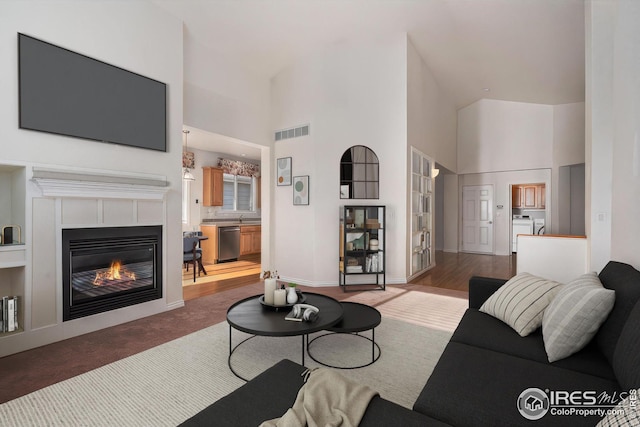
[263,270,279,305]
[1,295,19,333]
[286,283,298,304]
[182,129,195,181]
[1,225,21,245]
[273,285,287,307]
[366,219,380,229]
[369,239,379,250]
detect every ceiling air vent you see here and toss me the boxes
[275,124,310,141]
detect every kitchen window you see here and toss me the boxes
[222,173,255,212]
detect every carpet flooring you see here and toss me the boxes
[0,316,453,426]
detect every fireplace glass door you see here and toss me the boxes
[62,226,162,321]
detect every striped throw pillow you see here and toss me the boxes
[542,272,615,362]
[480,272,562,337]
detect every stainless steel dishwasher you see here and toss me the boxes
[218,226,240,262]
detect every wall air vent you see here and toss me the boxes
[275,124,310,141]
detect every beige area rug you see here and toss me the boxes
[0,295,462,426]
[345,286,468,332]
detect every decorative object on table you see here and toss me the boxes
[286,283,299,304]
[276,157,292,186]
[259,293,306,310]
[273,285,287,306]
[263,270,279,305]
[285,304,319,322]
[293,175,309,205]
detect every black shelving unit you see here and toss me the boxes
[339,205,385,292]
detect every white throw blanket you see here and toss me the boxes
[259,368,379,427]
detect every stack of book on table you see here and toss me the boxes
[1,296,19,332]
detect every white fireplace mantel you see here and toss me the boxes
[31,168,170,200]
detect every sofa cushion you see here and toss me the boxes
[542,272,615,362]
[451,309,616,381]
[596,261,640,364]
[180,359,448,427]
[480,272,562,336]
[179,359,306,427]
[612,301,640,391]
[414,342,621,427]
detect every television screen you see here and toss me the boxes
[18,33,166,152]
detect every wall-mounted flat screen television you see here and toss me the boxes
[18,33,166,152]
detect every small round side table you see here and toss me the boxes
[306,302,381,369]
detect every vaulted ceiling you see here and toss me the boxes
[156,0,585,109]
[157,0,585,157]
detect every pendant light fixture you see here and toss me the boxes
[182,129,195,181]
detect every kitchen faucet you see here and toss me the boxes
[239,214,243,223]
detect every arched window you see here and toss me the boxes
[340,146,379,199]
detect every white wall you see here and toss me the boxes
[407,40,457,173]
[183,32,271,148]
[586,0,640,271]
[270,34,408,285]
[0,0,183,352]
[552,102,585,234]
[457,99,554,175]
[443,173,459,252]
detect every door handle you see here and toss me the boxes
[488,221,493,224]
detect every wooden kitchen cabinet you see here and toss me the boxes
[202,167,224,206]
[200,225,219,264]
[240,225,261,255]
[512,186,523,208]
[512,184,545,209]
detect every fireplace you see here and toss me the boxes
[62,226,162,321]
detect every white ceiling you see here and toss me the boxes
[158,0,586,153]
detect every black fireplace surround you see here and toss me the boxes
[62,226,162,321]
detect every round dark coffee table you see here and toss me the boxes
[226,292,343,381]
[307,302,382,369]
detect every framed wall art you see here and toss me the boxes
[277,157,292,186]
[293,175,309,205]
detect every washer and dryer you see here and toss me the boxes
[534,219,545,235]
[512,215,533,253]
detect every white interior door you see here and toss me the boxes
[462,185,494,254]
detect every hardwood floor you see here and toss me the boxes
[182,254,261,301]
[182,251,517,300]
[407,251,516,292]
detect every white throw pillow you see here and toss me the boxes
[480,272,562,337]
[542,272,615,362]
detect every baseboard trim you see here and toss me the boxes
[166,300,185,310]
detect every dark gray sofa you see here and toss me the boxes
[414,260,640,426]
[181,261,640,426]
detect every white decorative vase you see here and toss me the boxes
[286,287,298,304]
[264,278,277,305]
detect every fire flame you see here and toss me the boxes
[93,260,136,286]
